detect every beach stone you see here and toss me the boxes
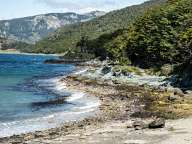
[112,71,122,77]
[168,94,181,102]
[184,90,192,98]
[112,79,121,85]
[148,118,165,129]
[101,66,112,75]
[184,90,192,95]
[133,121,147,130]
[173,88,184,97]
[122,71,132,77]
[168,87,184,96]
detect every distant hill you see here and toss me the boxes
[33,0,167,53]
[0,11,105,43]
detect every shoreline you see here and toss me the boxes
[0,66,133,143]
[0,50,60,56]
[0,73,100,138]
[1,65,192,143]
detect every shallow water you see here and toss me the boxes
[0,54,99,137]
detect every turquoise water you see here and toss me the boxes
[0,54,100,137]
[0,54,75,122]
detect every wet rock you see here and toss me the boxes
[148,118,165,129]
[101,66,112,75]
[122,71,132,77]
[132,121,147,130]
[44,59,65,64]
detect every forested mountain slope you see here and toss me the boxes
[85,0,192,87]
[33,0,167,53]
[88,0,192,67]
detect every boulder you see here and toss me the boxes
[148,118,165,129]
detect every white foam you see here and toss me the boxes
[0,108,97,138]
[78,101,100,110]
[74,69,88,75]
[0,76,100,138]
[66,92,85,102]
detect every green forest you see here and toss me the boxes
[30,0,167,54]
[86,0,192,68]
[84,0,192,87]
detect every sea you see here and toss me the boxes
[0,54,99,137]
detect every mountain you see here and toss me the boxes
[0,11,105,43]
[32,0,167,53]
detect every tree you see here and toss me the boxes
[76,36,89,53]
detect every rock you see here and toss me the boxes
[184,90,192,95]
[112,79,121,85]
[132,121,147,130]
[122,71,132,77]
[148,118,165,129]
[173,88,184,97]
[167,87,184,95]
[44,59,65,64]
[168,94,181,102]
[101,66,112,75]
[112,71,122,77]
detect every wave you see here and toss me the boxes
[0,107,97,138]
[66,92,85,102]
[0,76,100,138]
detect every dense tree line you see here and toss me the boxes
[126,0,192,68]
[2,41,33,52]
[85,0,192,68]
[84,0,192,87]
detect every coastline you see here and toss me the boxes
[0,50,59,56]
[0,65,134,143]
[0,72,100,138]
[1,65,192,143]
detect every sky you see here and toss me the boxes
[0,0,147,20]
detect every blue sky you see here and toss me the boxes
[0,0,147,20]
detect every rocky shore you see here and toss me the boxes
[1,63,192,144]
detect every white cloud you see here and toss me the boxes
[34,0,147,13]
